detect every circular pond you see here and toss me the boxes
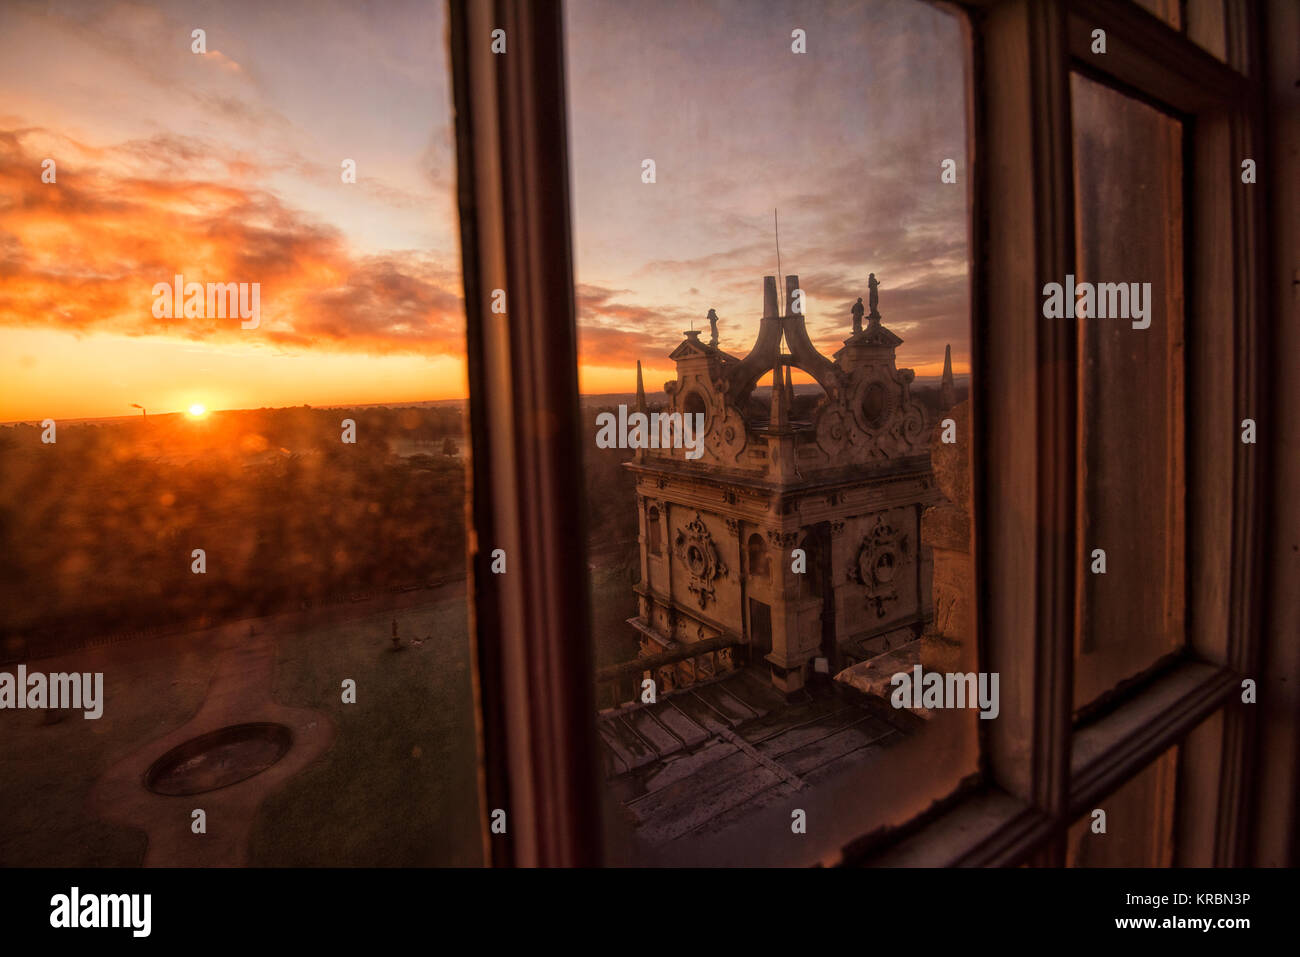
[144,722,293,796]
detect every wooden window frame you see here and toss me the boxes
[448,0,1294,867]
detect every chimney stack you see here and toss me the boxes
[763,276,779,318]
[769,363,788,430]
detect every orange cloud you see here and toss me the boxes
[0,129,465,357]
[202,50,243,74]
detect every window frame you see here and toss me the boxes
[450,0,602,867]
[448,0,1291,867]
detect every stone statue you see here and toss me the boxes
[868,273,880,317]
[851,297,864,334]
[706,308,719,347]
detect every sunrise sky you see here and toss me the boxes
[566,0,971,396]
[0,0,969,422]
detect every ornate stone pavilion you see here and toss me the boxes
[627,274,943,695]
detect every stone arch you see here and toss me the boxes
[682,390,707,418]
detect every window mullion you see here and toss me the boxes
[450,0,602,867]
[975,0,1077,825]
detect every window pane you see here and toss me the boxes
[1186,0,1229,63]
[1071,73,1185,711]
[0,1,480,865]
[1133,0,1181,30]
[566,0,976,864]
[1066,746,1179,866]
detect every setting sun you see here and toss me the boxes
[188,404,207,418]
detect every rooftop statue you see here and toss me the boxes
[851,297,865,334]
[707,308,719,347]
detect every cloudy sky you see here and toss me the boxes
[567,0,970,394]
[0,0,968,421]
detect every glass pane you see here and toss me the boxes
[1067,746,1179,866]
[0,1,480,865]
[1071,73,1185,711]
[566,0,977,864]
[1186,0,1229,63]
[1133,0,1181,30]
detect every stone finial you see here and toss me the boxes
[635,360,648,461]
[940,345,954,411]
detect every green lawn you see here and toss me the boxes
[2,560,637,867]
[0,596,482,867]
[248,598,482,866]
[0,644,213,866]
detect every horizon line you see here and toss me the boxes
[0,375,974,428]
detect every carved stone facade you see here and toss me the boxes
[851,508,914,619]
[627,274,942,694]
[673,512,728,609]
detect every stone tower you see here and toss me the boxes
[626,274,940,695]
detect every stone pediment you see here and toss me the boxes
[668,331,729,362]
[668,340,712,360]
[843,323,903,349]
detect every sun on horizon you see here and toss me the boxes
[187,404,207,418]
